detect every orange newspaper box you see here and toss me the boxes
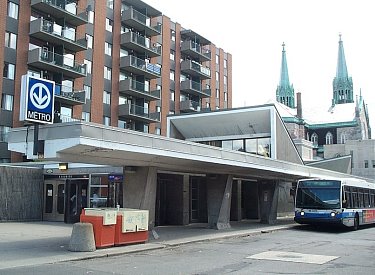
[114,209,149,246]
[80,208,117,248]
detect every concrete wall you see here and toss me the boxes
[123,166,157,228]
[0,166,44,221]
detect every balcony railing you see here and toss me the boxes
[31,0,88,27]
[180,60,211,79]
[181,40,211,62]
[120,55,161,79]
[180,99,201,113]
[53,113,82,124]
[121,7,162,36]
[54,84,85,105]
[180,80,211,98]
[118,103,160,123]
[121,31,161,57]
[28,48,86,78]
[119,79,160,100]
[30,18,87,52]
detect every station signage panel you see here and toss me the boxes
[20,75,55,124]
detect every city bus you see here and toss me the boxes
[294,178,375,230]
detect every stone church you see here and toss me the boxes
[274,35,371,161]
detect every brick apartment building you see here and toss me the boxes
[0,0,232,163]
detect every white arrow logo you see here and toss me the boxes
[29,82,51,110]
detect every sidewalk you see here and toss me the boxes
[0,218,295,270]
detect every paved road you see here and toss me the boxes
[2,224,375,274]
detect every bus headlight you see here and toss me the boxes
[331,212,336,217]
[300,211,305,216]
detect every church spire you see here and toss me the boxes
[332,34,353,105]
[276,43,295,108]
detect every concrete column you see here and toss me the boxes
[259,181,279,224]
[207,174,233,229]
[182,175,190,225]
[230,179,242,221]
[123,166,157,228]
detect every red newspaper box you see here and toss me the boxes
[114,209,149,246]
[80,208,117,248]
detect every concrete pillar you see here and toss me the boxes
[207,174,233,229]
[230,179,242,221]
[182,175,190,225]
[123,166,157,228]
[259,181,279,224]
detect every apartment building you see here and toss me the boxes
[0,0,232,163]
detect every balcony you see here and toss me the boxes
[121,7,161,37]
[121,32,161,57]
[180,80,211,98]
[181,40,211,62]
[30,18,87,52]
[180,99,201,113]
[31,0,88,27]
[54,84,85,105]
[120,56,161,79]
[54,113,82,124]
[119,79,160,101]
[180,60,211,79]
[118,103,160,123]
[28,48,87,78]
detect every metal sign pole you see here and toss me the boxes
[33,123,39,156]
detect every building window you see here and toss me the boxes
[171,30,176,42]
[3,62,15,79]
[105,18,113,32]
[224,75,227,85]
[1,94,13,111]
[83,85,91,100]
[103,91,111,104]
[81,112,90,122]
[0,126,10,142]
[325,132,333,145]
[104,66,112,80]
[216,54,219,64]
[311,133,318,145]
[86,34,93,49]
[88,10,94,24]
[224,92,228,102]
[340,132,346,144]
[106,0,114,9]
[216,71,219,81]
[105,42,112,56]
[372,160,375,168]
[216,89,219,99]
[103,116,111,126]
[170,50,175,61]
[118,119,126,129]
[365,160,369,168]
[7,1,18,19]
[5,32,17,49]
[170,90,175,101]
[155,127,161,135]
[224,59,227,69]
[170,70,175,81]
[84,59,92,74]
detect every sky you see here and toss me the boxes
[146,0,375,132]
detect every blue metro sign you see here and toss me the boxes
[20,75,55,124]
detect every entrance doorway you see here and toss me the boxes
[44,180,65,221]
[65,179,88,223]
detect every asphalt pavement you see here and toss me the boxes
[0,218,295,270]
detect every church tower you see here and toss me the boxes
[332,34,354,105]
[276,43,295,108]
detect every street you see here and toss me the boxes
[3,224,375,275]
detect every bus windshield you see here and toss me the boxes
[295,180,341,209]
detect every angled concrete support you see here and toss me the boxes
[123,166,157,228]
[207,174,233,229]
[259,181,279,224]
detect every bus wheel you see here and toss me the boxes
[353,215,359,231]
